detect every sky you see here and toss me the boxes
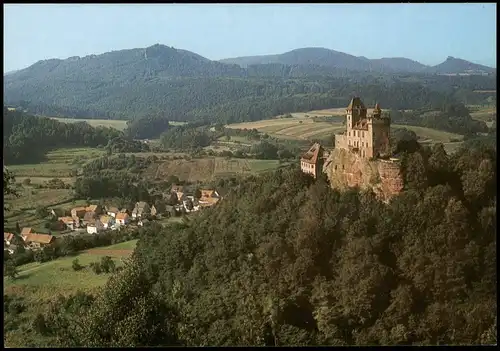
[3,3,497,72]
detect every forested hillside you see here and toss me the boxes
[4,45,496,122]
[13,139,496,347]
[3,108,122,164]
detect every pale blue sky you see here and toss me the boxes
[3,3,497,72]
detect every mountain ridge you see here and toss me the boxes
[5,44,496,77]
[220,47,496,74]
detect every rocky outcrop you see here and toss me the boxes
[323,148,404,202]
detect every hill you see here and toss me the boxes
[427,56,496,75]
[220,47,495,74]
[3,44,496,122]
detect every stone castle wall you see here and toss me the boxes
[322,148,404,202]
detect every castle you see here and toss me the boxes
[301,97,391,178]
[300,97,404,202]
[334,97,391,159]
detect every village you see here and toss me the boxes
[4,184,223,254]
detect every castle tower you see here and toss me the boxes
[346,97,367,129]
[370,102,391,158]
[334,98,391,159]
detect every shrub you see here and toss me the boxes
[90,262,102,275]
[72,258,83,271]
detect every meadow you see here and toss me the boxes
[4,240,138,299]
[50,117,186,130]
[468,104,496,128]
[145,156,289,182]
[4,147,107,231]
[4,240,138,347]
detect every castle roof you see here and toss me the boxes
[301,143,323,164]
[347,97,366,111]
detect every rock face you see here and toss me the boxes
[323,148,404,202]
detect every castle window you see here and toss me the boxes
[335,165,337,170]
[362,131,365,138]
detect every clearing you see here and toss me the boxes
[468,105,496,128]
[227,115,345,141]
[144,157,288,182]
[50,117,187,131]
[6,147,106,178]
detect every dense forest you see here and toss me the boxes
[4,44,496,123]
[3,109,121,164]
[6,139,495,347]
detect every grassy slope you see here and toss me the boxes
[4,240,138,347]
[4,147,106,230]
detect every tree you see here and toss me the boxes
[90,262,102,275]
[4,261,18,280]
[35,206,48,219]
[100,256,116,274]
[72,258,83,271]
[66,257,180,347]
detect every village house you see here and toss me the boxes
[71,207,87,219]
[87,220,105,234]
[99,215,116,230]
[150,205,158,216]
[23,233,56,250]
[116,212,130,226]
[50,208,67,218]
[300,143,326,179]
[4,232,15,246]
[83,211,97,226]
[138,218,150,227]
[132,201,150,219]
[106,206,120,218]
[86,204,103,216]
[20,227,34,238]
[182,196,200,212]
[58,216,76,231]
[198,189,221,208]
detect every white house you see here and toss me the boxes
[87,220,105,234]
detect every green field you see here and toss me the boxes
[51,117,186,131]
[226,111,465,145]
[4,147,108,231]
[51,117,128,130]
[4,240,138,347]
[4,240,138,297]
[6,147,106,178]
[145,156,289,182]
[391,124,464,143]
[468,105,496,128]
